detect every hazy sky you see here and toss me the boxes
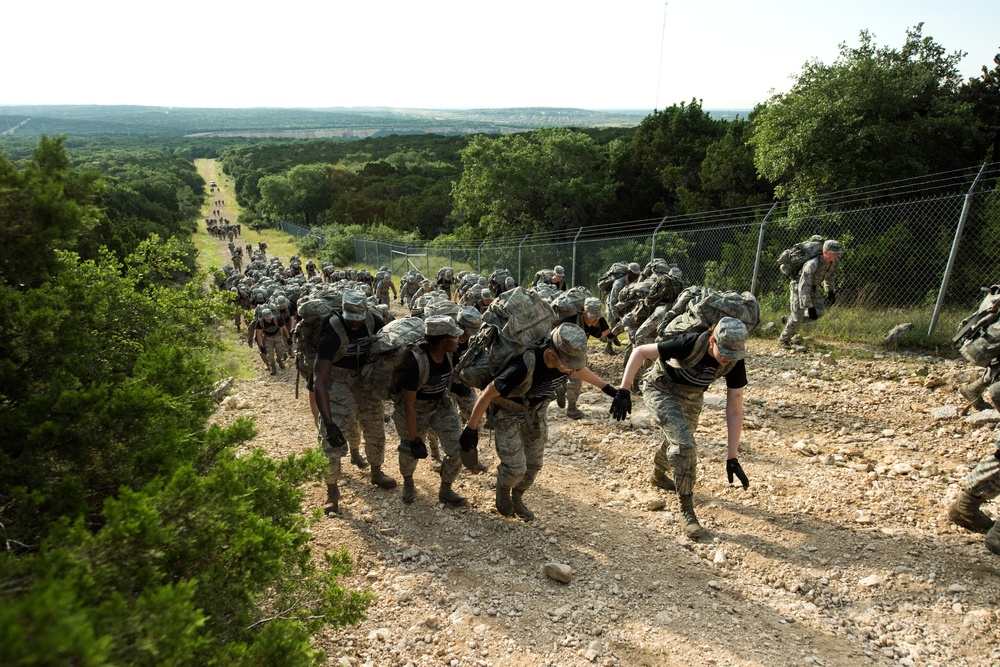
[6,0,997,110]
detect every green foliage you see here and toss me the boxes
[751,25,983,201]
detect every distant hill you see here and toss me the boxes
[0,105,750,139]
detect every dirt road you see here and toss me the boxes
[200,170,999,667]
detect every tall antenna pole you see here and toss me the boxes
[654,1,668,111]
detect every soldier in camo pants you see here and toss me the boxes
[948,426,1000,557]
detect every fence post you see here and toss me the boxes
[571,227,583,287]
[750,202,779,295]
[449,242,454,267]
[478,240,486,274]
[650,214,668,261]
[929,163,988,335]
[517,235,529,284]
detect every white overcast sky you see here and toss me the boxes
[5,0,997,110]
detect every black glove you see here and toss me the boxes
[459,426,478,452]
[451,383,471,397]
[323,421,347,448]
[601,384,617,397]
[285,337,293,347]
[807,307,819,320]
[410,437,428,459]
[257,344,266,355]
[611,336,623,346]
[827,291,836,306]
[726,457,750,490]
[610,388,632,421]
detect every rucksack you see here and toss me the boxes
[618,273,684,331]
[292,285,346,374]
[550,286,592,320]
[598,262,630,294]
[641,258,675,280]
[954,285,1000,367]
[777,235,825,278]
[533,269,554,286]
[456,287,556,390]
[651,286,759,377]
[362,317,429,400]
[488,268,512,296]
[614,279,655,318]
[530,283,562,303]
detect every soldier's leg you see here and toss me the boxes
[391,401,430,503]
[346,417,368,469]
[264,336,279,374]
[319,380,359,515]
[950,446,1000,534]
[492,407,527,516]
[779,282,805,346]
[429,396,466,506]
[511,405,549,522]
[565,376,584,419]
[353,383,395,489]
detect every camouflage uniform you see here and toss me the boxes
[392,391,464,485]
[950,421,1000,556]
[779,246,840,346]
[374,274,397,305]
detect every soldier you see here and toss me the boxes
[779,239,842,348]
[612,317,750,540]
[474,288,494,314]
[533,264,568,291]
[314,290,394,515]
[560,297,614,419]
[393,316,471,506]
[400,273,422,306]
[948,423,1000,557]
[460,323,618,521]
[436,267,456,299]
[374,271,398,305]
[409,278,437,310]
[606,262,642,344]
[255,309,291,375]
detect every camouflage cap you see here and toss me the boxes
[456,306,483,331]
[425,315,463,338]
[341,290,368,321]
[628,262,642,274]
[584,297,603,317]
[713,317,748,362]
[481,289,493,301]
[669,267,683,279]
[823,239,843,254]
[553,265,565,276]
[551,323,588,371]
[261,308,274,320]
[421,279,433,287]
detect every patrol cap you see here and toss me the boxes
[425,315,463,338]
[713,317,748,362]
[504,276,516,288]
[341,290,368,321]
[481,289,493,301]
[584,297,603,318]
[553,265,565,276]
[456,306,483,331]
[823,239,843,255]
[421,278,433,287]
[669,267,683,279]
[276,296,288,307]
[628,262,641,274]
[261,308,274,320]
[551,323,588,371]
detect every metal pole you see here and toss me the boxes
[518,235,530,284]
[449,242,454,267]
[650,214,668,261]
[929,163,988,335]
[478,239,486,274]
[571,227,583,287]
[750,202,779,295]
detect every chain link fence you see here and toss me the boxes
[353,163,1000,331]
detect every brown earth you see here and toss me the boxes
[199,168,1000,667]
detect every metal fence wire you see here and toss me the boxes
[351,163,1000,330]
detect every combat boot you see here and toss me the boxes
[495,484,514,517]
[324,483,340,516]
[511,489,535,522]
[679,494,708,539]
[350,448,369,469]
[370,467,397,490]
[959,378,991,411]
[269,363,277,375]
[401,476,416,504]
[438,482,467,507]
[603,340,615,355]
[948,490,995,534]
[986,522,1000,556]
[566,401,584,420]
[650,470,676,492]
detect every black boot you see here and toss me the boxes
[511,489,535,521]
[495,484,514,517]
[324,483,340,516]
[350,448,369,469]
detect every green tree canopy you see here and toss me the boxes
[750,24,983,201]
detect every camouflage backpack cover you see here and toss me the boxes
[597,262,630,294]
[954,285,1000,367]
[550,286,593,320]
[456,286,556,390]
[362,317,430,400]
[777,235,825,278]
[529,283,562,303]
[292,285,346,375]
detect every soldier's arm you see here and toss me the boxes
[620,343,660,389]
[466,382,500,431]
[402,389,419,441]
[569,366,614,391]
[314,359,334,425]
[725,386,745,459]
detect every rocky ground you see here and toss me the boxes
[211,322,999,667]
[199,162,998,667]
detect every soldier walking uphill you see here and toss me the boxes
[606,262,642,352]
[460,323,618,521]
[560,297,615,419]
[779,240,842,348]
[255,309,291,375]
[611,318,751,539]
[314,290,395,516]
[392,316,472,506]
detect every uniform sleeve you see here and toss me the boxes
[824,262,838,294]
[724,360,748,389]
[798,258,818,308]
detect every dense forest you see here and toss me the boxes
[1,23,999,665]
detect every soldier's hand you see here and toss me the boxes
[827,291,836,306]
[323,421,347,448]
[410,437,428,459]
[610,388,632,421]
[459,426,478,452]
[257,344,266,354]
[807,307,819,320]
[451,383,471,397]
[726,457,750,489]
[611,336,623,346]
[601,384,617,397]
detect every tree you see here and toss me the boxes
[960,51,1000,164]
[750,25,982,201]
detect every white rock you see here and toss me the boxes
[708,580,721,590]
[858,574,883,588]
[948,583,968,593]
[713,550,728,566]
[544,562,573,584]
[964,409,1000,425]
[931,406,959,421]
[630,415,652,428]
[892,463,915,475]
